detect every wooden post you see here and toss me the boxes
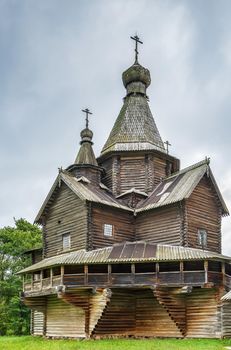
[180,261,184,284]
[204,260,208,284]
[222,262,225,287]
[156,262,159,283]
[84,265,88,286]
[131,263,135,284]
[50,268,53,287]
[61,266,64,285]
[108,264,112,285]
[40,270,43,290]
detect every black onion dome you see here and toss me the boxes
[122,62,151,88]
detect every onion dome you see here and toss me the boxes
[80,128,93,144]
[122,62,151,88]
[122,62,151,96]
[75,128,98,166]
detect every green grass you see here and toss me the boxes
[1,336,231,350]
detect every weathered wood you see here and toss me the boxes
[222,302,231,338]
[90,205,134,249]
[46,295,85,338]
[186,288,221,338]
[44,183,88,257]
[136,204,182,244]
[31,310,45,335]
[185,176,222,253]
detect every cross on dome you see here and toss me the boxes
[82,108,92,129]
[130,34,143,63]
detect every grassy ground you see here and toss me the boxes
[1,336,231,350]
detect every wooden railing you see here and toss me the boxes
[23,270,229,294]
[24,270,226,293]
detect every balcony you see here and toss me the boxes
[23,260,230,296]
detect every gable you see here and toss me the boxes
[35,171,132,224]
[136,160,229,216]
[44,182,88,257]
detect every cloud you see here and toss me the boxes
[0,0,230,253]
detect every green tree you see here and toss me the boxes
[0,218,42,335]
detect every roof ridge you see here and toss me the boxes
[166,158,209,180]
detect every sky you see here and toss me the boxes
[1,0,231,254]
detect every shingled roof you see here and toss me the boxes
[18,241,231,274]
[101,95,165,155]
[101,60,166,156]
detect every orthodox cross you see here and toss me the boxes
[82,108,92,129]
[164,140,172,154]
[130,35,143,62]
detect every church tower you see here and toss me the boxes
[19,36,231,340]
[98,36,179,196]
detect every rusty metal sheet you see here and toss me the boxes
[144,243,157,259]
[132,243,145,259]
[18,242,231,274]
[120,243,135,259]
[108,244,124,260]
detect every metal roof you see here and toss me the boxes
[18,242,231,274]
[221,290,231,301]
[136,159,229,215]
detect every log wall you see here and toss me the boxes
[93,289,183,337]
[90,205,134,249]
[100,158,113,190]
[89,290,109,336]
[135,289,182,337]
[31,310,45,335]
[93,289,136,336]
[44,183,88,257]
[100,153,168,196]
[46,295,85,337]
[135,204,182,244]
[153,157,167,188]
[186,288,221,338]
[27,287,227,338]
[120,156,146,194]
[222,302,231,338]
[185,176,222,253]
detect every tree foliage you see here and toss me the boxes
[0,218,42,335]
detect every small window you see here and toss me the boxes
[103,224,113,237]
[198,229,207,248]
[62,233,71,250]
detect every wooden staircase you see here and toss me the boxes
[89,289,112,337]
[153,287,186,337]
[92,289,136,337]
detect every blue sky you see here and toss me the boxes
[1,0,231,254]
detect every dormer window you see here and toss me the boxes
[103,224,113,237]
[62,233,71,250]
[198,229,207,249]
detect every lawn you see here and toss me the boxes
[1,337,231,350]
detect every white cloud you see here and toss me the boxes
[0,0,230,253]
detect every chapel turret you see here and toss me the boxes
[66,109,103,185]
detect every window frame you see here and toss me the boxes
[103,223,114,237]
[62,232,71,250]
[197,229,207,249]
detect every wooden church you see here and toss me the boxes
[19,36,231,338]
